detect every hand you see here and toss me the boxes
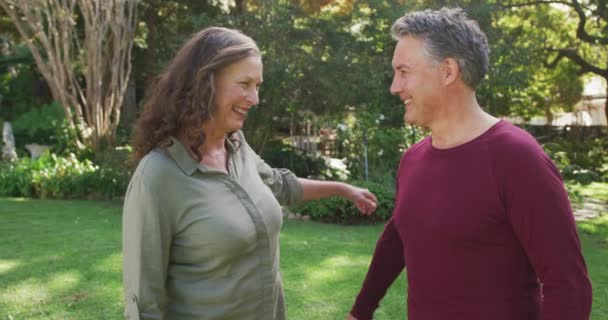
[345,312,359,320]
[347,185,378,215]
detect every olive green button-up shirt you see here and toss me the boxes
[122,131,303,320]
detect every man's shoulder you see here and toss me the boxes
[404,136,431,156]
[488,121,544,156]
[486,122,552,173]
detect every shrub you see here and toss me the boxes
[260,140,337,179]
[335,111,424,180]
[11,101,64,144]
[10,102,92,159]
[543,137,608,184]
[295,179,396,224]
[0,152,130,199]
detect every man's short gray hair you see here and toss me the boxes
[391,7,489,89]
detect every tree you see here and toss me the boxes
[0,0,138,151]
[499,0,608,121]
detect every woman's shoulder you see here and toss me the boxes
[132,149,181,185]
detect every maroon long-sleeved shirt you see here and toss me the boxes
[351,121,592,320]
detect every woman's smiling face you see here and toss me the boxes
[207,54,263,135]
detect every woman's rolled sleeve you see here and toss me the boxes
[256,157,303,206]
[122,159,173,320]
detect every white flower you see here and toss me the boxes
[337,123,348,131]
[377,149,384,156]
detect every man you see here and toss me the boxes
[346,7,592,320]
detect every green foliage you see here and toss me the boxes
[130,0,589,155]
[0,43,52,121]
[296,179,395,224]
[543,137,608,184]
[335,110,424,180]
[11,102,64,144]
[165,0,413,150]
[566,183,585,207]
[0,67,41,121]
[260,140,336,179]
[478,5,582,119]
[10,102,91,158]
[0,153,129,199]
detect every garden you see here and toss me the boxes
[1,0,607,319]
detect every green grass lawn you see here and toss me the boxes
[1,197,606,319]
[570,182,608,203]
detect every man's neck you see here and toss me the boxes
[429,94,498,149]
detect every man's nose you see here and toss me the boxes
[389,76,400,96]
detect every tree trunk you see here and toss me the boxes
[121,80,137,129]
[605,78,608,126]
[0,0,138,152]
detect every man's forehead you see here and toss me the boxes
[392,36,429,69]
[392,46,410,69]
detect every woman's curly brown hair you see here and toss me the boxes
[131,27,260,163]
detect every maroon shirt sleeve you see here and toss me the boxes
[350,218,405,320]
[495,136,592,320]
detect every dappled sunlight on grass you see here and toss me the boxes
[578,215,608,242]
[304,255,372,283]
[570,182,608,203]
[581,183,608,201]
[2,197,29,202]
[0,198,124,319]
[1,198,606,319]
[47,271,81,292]
[2,279,50,307]
[280,220,408,319]
[94,252,122,273]
[0,259,21,274]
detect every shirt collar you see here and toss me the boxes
[166,133,241,176]
[166,137,198,175]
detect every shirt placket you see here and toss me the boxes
[219,153,274,318]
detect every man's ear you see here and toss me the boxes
[441,57,460,86]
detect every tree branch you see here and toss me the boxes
[547,48,608,78]
[497,0,573,9]
[499,0,608,45]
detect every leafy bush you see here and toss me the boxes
[260,140,337,179]
[335,111,424,180]
[295,179,396,224]
[543,137,608,184]
[0,152,129,199]
[0,56,50,122]
[565,183,584,208]
[10,101,92,158]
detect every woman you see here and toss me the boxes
[123,27,377,320]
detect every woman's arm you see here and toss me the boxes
[298,178,378,215]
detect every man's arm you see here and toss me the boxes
[501,144,592,320]
[349,218,405,320]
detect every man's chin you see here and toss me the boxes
[404,113,415,125]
